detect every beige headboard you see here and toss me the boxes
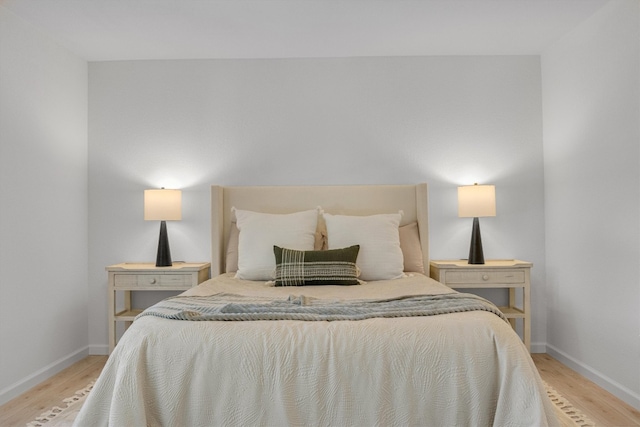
[210,184,429,276]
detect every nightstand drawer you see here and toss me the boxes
[444,270,525,284]
[155,274,191,286]
[114,274,191,287]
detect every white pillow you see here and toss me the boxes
[226,221,326,273]
[323,212,404,281]
[234,208,319,280]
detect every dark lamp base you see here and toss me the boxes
[156,220,172,267]
[468,217,485,265]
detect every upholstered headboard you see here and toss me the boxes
[210,184,429,276]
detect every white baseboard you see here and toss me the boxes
[0,346,89,406]
[89,344,109,356]
[530,341,547,354]
[546,344,640,410]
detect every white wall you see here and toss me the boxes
[88,56,547,352]
[542,0,640,408]
[0,7,88,404]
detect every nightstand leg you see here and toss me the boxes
[508,288,517,330]
[523,277,531,351]
[108,286,115,354]
[124,290,132,332]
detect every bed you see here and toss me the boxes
[76,184,559,426]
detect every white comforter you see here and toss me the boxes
[76,273,558,427]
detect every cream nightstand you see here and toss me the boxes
[429,259,532,351]
[107,262,211,353]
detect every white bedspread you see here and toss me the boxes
[76,273,558,427]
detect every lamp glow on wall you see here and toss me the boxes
[458,184,496,265]
[144,188,182,267]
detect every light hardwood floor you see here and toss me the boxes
[0,356,106,427]
[532,353,640,426]
[1,354,639,426]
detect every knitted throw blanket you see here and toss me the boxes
[137,292,509,323]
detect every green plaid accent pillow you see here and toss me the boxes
[273,245,360,286]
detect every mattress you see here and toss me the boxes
[75,273,558,426]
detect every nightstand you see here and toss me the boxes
[429,259,532,351]
[107,262,211,353]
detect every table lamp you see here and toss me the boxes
[144,188,182,267]
[458,184,496,264]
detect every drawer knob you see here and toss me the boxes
[150,278,156,284]
[482,274,489,281]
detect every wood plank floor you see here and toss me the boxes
[1,354,639,426]
[532,353,640,426]
[0,356,106,427]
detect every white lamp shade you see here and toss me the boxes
[458,185,496,218]
[144,189,182,221]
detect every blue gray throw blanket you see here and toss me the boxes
[136,292,508,323]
